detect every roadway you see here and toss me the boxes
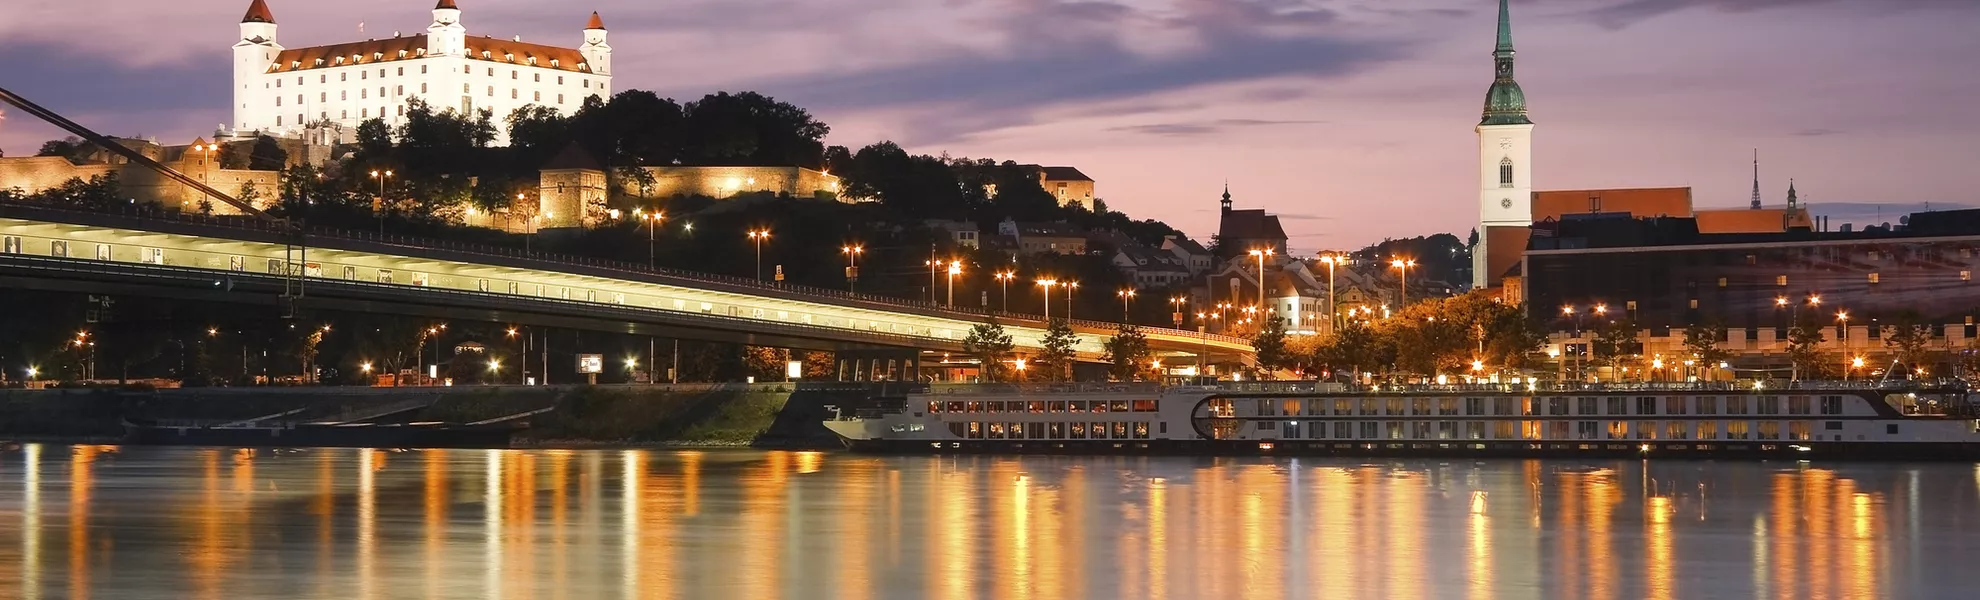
[0,203,1255,370]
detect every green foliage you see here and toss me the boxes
[1036,318,1080,382]
[37,137,83,161]
[1591,318,1639,380]
[1294,291,1536,380]
[1101,323,1152,381]
[29,173,121,210]
[248,135,288,171]
[1785,314,1828,380]
[963,317,1015,382]
[1251,316,1290,378]
[1882,311,1932,368]
[1681,322,1732,378]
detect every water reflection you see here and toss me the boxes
[0,446,1972,598]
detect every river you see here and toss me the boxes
[0,445,1975,599]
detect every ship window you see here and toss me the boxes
[1160,422,1168,435]
[1387,422,1405,439]
[927,402,942,413]
[1029,401,1045,413]
[1439,398,1459,416]
[1466,422,1485,440]
[965,401,981,413]
[1820,396,1842,415]
[1756,421,1780,439]
[1114,401,1132,413]
[1134,400,1158,412]
[1090,422,1109,438]
[1548,398,1569,416]
[1788,396,1811,415]
[1607,421,1628,440]
[1824,421,1843,430]
[1727,421,1750,439]
[967,422,983,439]
[1070,423,1086,439]
[1550,421,1571,439]
[1259,420,1276,431]
[947,401,964,413]
[1606,397,1627,415]
[1043,401,1062,412]
[948,422,966,438]
[1134,422,1149,439]
[1697,421,1718,439]
[1387,398,1405,416]
[1412,422,1431,439]
[1438,422,1457,439]
[1665,397,1687,415]
[1666,421,1688,440]
[1637,397,1657,415]
[1494,397,1516,416]
[1466,397,1485,415]
[1364,422,1382,439]
[1696,396,1717,414]
[1726,396,1748,414]
[1048,423,1064,439]
[1758,396,1781,414]
[1067,401,1085,413]
[1363,399,1381,415]
[1635,421,1657,440]
[1492,421,1514,439]
[1412,398,1431,415]
[1577,421,1599,440]
[1095,401,1112,414]
[1113,423,1129,438]
[1888,424,1900,435]
[988,423,1005,439]
[1577,397,1598,415]
[1789,421,1811,440]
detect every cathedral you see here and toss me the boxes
[229,0,612,145]
[1472,0,1534,291]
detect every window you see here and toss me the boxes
[1757,421,1780,439]
[512,89,518,99]
[1689,299,1699,309]
[1789,422,1810,441]
[1637,397,1657,415]
[1465,397,1485,415]
[1607,397,1627,415]
[1697,421,1718,439]
[1576,421,1599,440]
[1498,157,1515,188]
[557,94,565,104]
[95,244,111,261]
[1334,422,1353,439]
[1665,397,1687,415]
[1964,271,1972,282]
[1,236,19,253]
[534,91,541,102]
[343,266,356,280]
[1758,396,1781,414]
[378,269,393,284]
[1727,421,1749,439]
[140,247,163,264]
[1788,396,1811,415]
[1820,396,1842,415]
[1695,396,1717,414]
[477,279,490,292]
[1607,421,1628,439]
[1548,398,1569,415]
[1635,421,1657,440]
[1726,396,1748,414]
[1867,251,1880,261]
[1776,275,1788,286]
[1868,272,1880,284]
[1666,421,1688,440]
[1439,398,1459,416]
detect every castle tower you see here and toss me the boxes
[1473,0,1534,289]
[428,0,467,57]
[581,12,612,76]
[233,0,282,135]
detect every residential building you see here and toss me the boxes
[1028,166,1095,210]
[1161,235,1214,275]
[998,219,1087,255]
[924,220,981,249]
[1111,245,1192,289]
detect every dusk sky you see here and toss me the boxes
[2,0,1975,250]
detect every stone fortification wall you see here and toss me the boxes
[625,166,841,201]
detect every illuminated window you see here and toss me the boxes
[0,236,18,253]
[1717,277,1728,288]
[1726,420,1749,439]
[1789,421,1810,440]
[1776,275,1787,286]
[1696,421,1717,439]
[1963,270,1972,282]
[1757,421,1780,439]
[1868,272,1880,284]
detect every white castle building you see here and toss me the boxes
[230,0,612,145]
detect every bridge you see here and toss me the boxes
[0,202,1255,381]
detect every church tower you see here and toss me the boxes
[581,12,612,76]
[233,0,282,134]
[1473,0,1534,289]
[428,0,467,57]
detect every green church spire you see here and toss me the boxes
[1481,0,1532,126]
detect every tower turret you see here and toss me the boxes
[1473,0,1535,290]
[581,12,612,76]
[429,0,466,57]
[233,0,282,134]
[1220,184,1232,214]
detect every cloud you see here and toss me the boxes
[1571,0,1967,29]
[1109,118,1326,137]
[1794,128,1845,137]
[1274,212,1334,221]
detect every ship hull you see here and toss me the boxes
[839,437,1980,460]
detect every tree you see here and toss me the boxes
[248,135,288,171]
[1036,318,1080,382]
[31,173,121,210]
[1883,311,1932,370]
[1681,322,1732,381]
[1101,323,1152,381]
[237,180,263,209]
[963,317,1015,383]
[1591,319,1638,382]
[1785,315,1828,381]
[1251,316,1290,379]
[37,137,82,161]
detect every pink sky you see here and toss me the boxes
[2,0,1975,250]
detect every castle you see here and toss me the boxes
[230,0,611,145]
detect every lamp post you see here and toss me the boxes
[1170,296,1186,329]
[995,271,1015,312]
[368,169,393,235]
[640,210,665,269]
[507,327,523,385]
[1318,254,1341,334]
[1390,257,1416,308]
[1036,279,1057,320]
[1064,281,1079,320]
[1248,249,1274,316]
[747,229,771,281]
[1836,310,1850,378]
[1117,288,1136,322]
[945,260,962,306]
[842,244,863,292]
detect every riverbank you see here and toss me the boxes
[0,383,859,448]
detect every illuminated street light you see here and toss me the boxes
[1247,248,1274,315]
[1390,258,1416,307]
[1117,288,1136,321]
[1036,279,1057,320]
[995,271,1016,312]
[842,244,864,292]
[368,169,394,234]
[946,260,962,306]
[747,229,772,281]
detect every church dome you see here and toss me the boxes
[1481,80,1530,126]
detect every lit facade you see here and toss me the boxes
[230,0,611,145]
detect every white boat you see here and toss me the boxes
[823,381,1980,459]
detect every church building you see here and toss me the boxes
[1472,0,1535,291]
[229,0,612,145]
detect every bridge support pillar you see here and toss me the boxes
[834,349,921,383]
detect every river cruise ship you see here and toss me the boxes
[823,381,1980,459]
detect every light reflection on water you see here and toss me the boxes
[0,445,1976,599]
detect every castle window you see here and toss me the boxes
[421,83,428,94]
[533,73,541,82]
[320,92,327,102]
[276,116,282,126]
[557,75,564,84]
[275,97,282,107]
[276,79,281,88]
[530,58,538,66]
[1776,275,1787,286]
[397,66,404,75]
[396,85,403,96]
[506,54,515,63]
[511,70,518,79]
[1963,271,1971,282]
[464,83,471,93]
[360,69,366,79]
[397,53,406,61]
[362,108,368,118]
[534,91,541,102]
[340,91,346,100]
[340,73,346,81]
[319,74,326,83]
[373,53,382,61]
[512,89,518,99]
[297,94,302,104]
[487,86,495,97]
[420,65,428,74]
[361,89,367,99]
[1499,157,1515,188]
[340,110,347,119]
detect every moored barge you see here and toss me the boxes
[824,381,1980,459]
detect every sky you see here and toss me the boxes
[2,0,1976,251]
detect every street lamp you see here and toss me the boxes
[1317,254,1341,333]
[1117,288,1136,321]
[1836,310,1851,377]
[506,327,523,385]
[1036,279,1057,320]
[1247,248,1274,315]
[841,244,864,292]
[642,210,665,269]
[995,271,1016,312]
[368,169,393,234]
[747,229,771,280]
[1064,281,1080,320]
[1170,296,1186,329]
[946,260,962,306]
[1390,258,1416,307]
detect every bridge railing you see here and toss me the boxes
[0,200,1252,346]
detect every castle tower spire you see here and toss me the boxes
[242,0,275,24]
[1751,149,1762,210]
